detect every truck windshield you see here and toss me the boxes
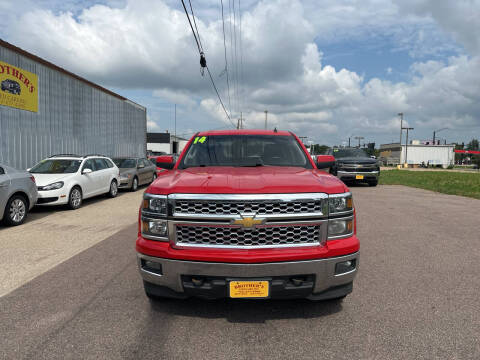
[30,159,82,173]
[331,148,368,158]
[179,135,311,169]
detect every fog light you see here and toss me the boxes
[142,259,162,274]
[335,259,356,275]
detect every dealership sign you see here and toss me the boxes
[0,60,38,112]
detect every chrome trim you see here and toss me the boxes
[137,252,359,293]
[168,193,329,201]
[170,219,328,249]
[337,171,379,176]
[328,192,352,198]
[327,215,354,240]
[169,193,329,220]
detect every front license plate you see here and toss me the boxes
[229,281,269,298]
[355,175,364,180]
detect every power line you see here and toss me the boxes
[232,0,239,118]
[206,66,235,127]
[188,0,204,52]
[220,0,232,116]
[238,0,245,124]
[180,0,235,127]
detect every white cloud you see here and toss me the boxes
[2,0,479,145]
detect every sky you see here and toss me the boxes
[0,0,479,146]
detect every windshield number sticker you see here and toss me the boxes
[194,136,207,144]
[333,149,339,152]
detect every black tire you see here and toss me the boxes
[68,186,83,210]
[108,180,118,198]
[143,281,162,301]
[3,194,28,226]
[151,173,157,183]
[131,177,139,192]
[368,179,378,187]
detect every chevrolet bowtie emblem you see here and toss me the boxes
[232,214,266,229]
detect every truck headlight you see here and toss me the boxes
[42,181,64,191]
[329,193,353,214]
[142,220,168,237]
[328,218,354,239]
[143,194,167,216]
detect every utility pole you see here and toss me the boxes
[348,137,351,147]
[403,127,414,166]
[354,136,364,148]
[174,104,177,154]
[433,127,448,145]
[264,110,268,130]
[398,113,403,146]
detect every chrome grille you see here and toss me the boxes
[175,224,321,248]
[174,200,324,216]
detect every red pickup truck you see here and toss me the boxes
[136,130,359,300]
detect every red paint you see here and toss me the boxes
[454,149,480,155]
[137,130,358,263]
[136,235,359,263]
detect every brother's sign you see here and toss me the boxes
[0,60,38,112]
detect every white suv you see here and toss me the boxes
[29,154,120,210]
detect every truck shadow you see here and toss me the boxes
[148,297,343,323]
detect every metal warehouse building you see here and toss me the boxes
[0,39,146,170]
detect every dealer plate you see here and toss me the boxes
[229,281,269,298]
[355,175,364,180]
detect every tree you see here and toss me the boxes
[466,138,479,151]
[311,144,329,155]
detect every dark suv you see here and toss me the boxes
[1,79,21,95]
[327,148,380,186]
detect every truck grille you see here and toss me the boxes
[174,200,324,216]
[175,224,321,248]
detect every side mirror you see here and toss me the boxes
[156,155,176,170]
[82,168,93,174]
[316,155,336,169]
[27,168,31,172]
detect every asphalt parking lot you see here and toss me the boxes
[1,185,479,359]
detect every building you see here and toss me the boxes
[380,142,455,167]
[0,39,146,170]
[147,132,188,155]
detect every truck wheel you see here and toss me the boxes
[3,195,28,226]
[368,180,378,187]
[68,186,83,210]
[143,281,163,300]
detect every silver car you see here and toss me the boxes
[0,164,38,226]
[113,158,157,191]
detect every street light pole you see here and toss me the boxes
[354,136,364,148]
[403,127,414,166]
[398,113,403,146]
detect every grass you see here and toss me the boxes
[379,170,480,199]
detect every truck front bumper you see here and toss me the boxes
[137,252,359,300]
[337,170,379,181]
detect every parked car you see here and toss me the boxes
[327,147,380,186]
[112,157,157,191]
[0,164,38,226]
[29,154,120,210]
[1,79,21,95]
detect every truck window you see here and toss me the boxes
[179,135,311,169]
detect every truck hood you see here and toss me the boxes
[147,166,347,195]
